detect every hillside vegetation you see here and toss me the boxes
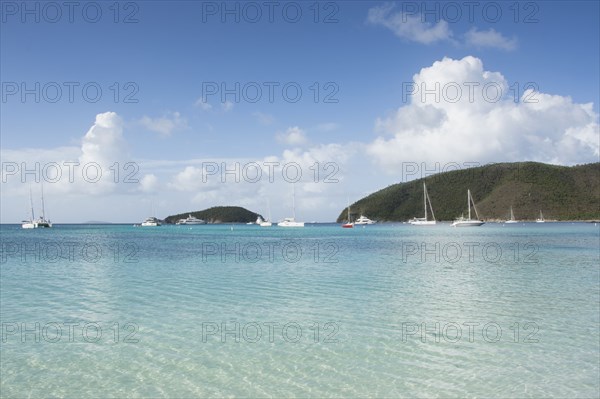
[337,162,600,222]
[165,206,260,224]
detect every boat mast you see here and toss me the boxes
[470,190,481,220]
[423,183,427,220]
[40,183,46,220]
[29,185,35,221]
[467,190,471,220]
[292,184,296,220]
[426,184,436,221]
[347,198,351,222]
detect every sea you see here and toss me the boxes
[1,222,599,398]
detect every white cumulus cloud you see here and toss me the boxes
[277,126,308,146]
[139,111,187,136]
[367,56,599,170]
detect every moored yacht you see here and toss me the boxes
[341,199,354,228]
[176,214,206,225]
[278,184,304,227]
[409,183,436,226]
[256,216,272,227]
[354,215,376,225]
[536,210,545,223]
[452,189,484,227]
[505,206,519,224]
[22,185,52,229]
[141,217,161,227]
[278,217,304,227]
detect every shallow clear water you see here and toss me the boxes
[1,222,599,397]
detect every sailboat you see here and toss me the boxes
[277,185,304,227]
[536,210,545,223]
[35,184,52,227]
[22,185,52,228]
[258,199,273,227]
[409,183,436,225]
[452,189,484,227]
[342,199,354,228]
[505,206,519,224]
[21,186,36,229]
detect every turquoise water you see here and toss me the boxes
[1,222,599,398]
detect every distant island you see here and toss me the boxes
[164,206,261,224]
[337,162,600,222]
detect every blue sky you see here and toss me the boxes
[1,1,599,223]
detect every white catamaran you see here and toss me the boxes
[22,185,52,229]
[452,189,484,227]
[409,183,436,225]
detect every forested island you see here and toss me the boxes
[164,206,260,224]
[337,162,600,222]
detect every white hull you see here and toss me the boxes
[408,218,436,226]
[280,186,304,227]
[410,183,436,226]
[278,219,304,227]
[22,220,52,229]
[453,189,484,227]
[141,217,161,227]
[355,216,376,225]
[536,211,545,223]
[505,207,519,223]
[23,186,52,229]
[256,215,272,227]
[452,220,485,227]
[177,215,206,225]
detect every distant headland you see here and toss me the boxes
[336,162,600,222]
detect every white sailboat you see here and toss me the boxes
[505,206,519,224]
[452,189,484,227]
[409,183,436,225]
[21,186,36,229]
[278,185,304,227]
[536,210,545,223]
[259,199,273,227]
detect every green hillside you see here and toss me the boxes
[164,206,260,224]
[337,162,600,222]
